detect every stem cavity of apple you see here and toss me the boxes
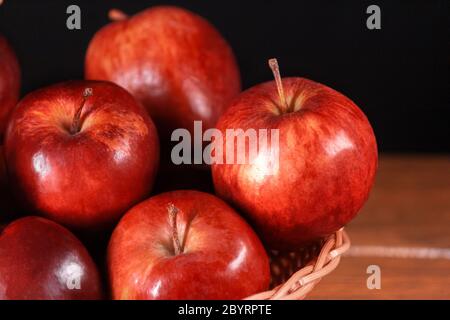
[108,9,129,22]
[167,203,183,255]
[70,88,93,135]
[268,58,290,113]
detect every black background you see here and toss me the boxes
[0,0,449,152]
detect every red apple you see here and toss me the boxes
[0,216,102,299]
[4,80,159,230]
[212,59,378,250]
[108,190,270,300]
[85,6,241,141]
[0,35,20,139]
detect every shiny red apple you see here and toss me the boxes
[0,35,20,139]
[0,216,102,299]
[108,190,270,300]
[212,59,378,250]
[4,80,159,230]
[85,6,241,141]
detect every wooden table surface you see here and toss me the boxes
[308,155,450,300]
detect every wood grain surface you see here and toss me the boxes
[308,155,450,300]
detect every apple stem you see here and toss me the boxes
[167,203,183,255]
[108,9,129,21]
[268,58,289,112]
[70,88,93,135]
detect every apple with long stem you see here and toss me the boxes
[4,80,159,230]
[0,216,102,299]
[212,59,378,250]
[0,34,20,139]
[108,190,270,300]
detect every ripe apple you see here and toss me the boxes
[0,216,102,299]
[108,190,270,300]
[212,59,378,250]
[85,6,241,142]
[0,35,20,139]
[4,80,159,230]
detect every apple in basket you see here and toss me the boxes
[85,6,241,145]
[0,216,102,299]
[4,80,159,230]
[108,190,270,299]
[212,59,378,251]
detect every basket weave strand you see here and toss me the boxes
[245,228,350,300]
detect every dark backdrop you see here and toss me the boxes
[0,0,449,152]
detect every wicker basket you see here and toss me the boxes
[245,228,350,300]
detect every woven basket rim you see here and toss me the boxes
[245,228,351,300]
